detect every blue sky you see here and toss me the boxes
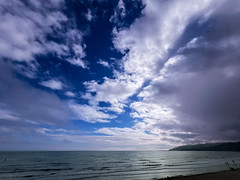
[1,0,240,150]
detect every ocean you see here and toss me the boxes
[0,151,240,179]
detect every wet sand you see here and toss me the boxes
[159,169,240,180]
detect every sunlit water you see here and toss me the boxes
[0,151,240,179]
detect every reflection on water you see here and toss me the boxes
[0,151,240,180]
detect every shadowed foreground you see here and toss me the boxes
[159,169,240,180]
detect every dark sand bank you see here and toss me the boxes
[159,169,240,180]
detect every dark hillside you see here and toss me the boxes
[170,142,240,151]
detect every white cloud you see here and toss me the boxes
[85,9,93,21]
[65,91,75,97]
[67,58,87,68]
[39,79,64,90]
[94,127,183,149]
[112,0,224,80]
[0,0,66,61]
[35,126,175,150]
[66,36,88,68]
[0,0,87,69]
[83,0,222,116]
[83,73,143,113]
[130,101,177,123]
[80,0,229,148]
[0,108,20,121]
[11,60,40,79]
[97,59,110,68]
[69,102,116,123]
[110,0,126,26]
[109,0,240,146]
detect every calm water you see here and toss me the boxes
[0,151,240,180]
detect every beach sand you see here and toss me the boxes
[159,169,240,180]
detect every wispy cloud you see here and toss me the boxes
[97,59,110,68]
[65,91,75,97]
[39,79,64,90]
[0,106,20,121]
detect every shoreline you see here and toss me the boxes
[158,169,240,180]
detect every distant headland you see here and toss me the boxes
[169,142,240,151]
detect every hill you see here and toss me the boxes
[169,142,240,151]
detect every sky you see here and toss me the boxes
[0,0,240,151]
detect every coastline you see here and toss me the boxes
[159,169,240,180]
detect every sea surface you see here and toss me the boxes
[0,151,240,180]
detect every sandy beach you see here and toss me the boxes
[160,169,240,180]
